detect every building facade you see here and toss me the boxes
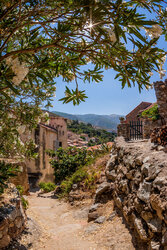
[22,112,67,186]
[126,102,152,123]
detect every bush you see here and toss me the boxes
[141,104,159,121]
[50,147,92,182]
[0,161,19,194]
[39,182,56,193]
[60,168,88,195]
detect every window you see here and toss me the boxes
[59,142,62,147]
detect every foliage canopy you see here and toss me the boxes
[0,0,167,157]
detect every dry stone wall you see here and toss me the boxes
[142,119,162,139]
[117,123,130,140]
[154,79,167,124]
[105,137,167,249]
[0,184,26,248]
[0,159,29,195]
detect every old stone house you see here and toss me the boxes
[125,102,152,123]
[22,111,67,186]
[118,102,155,140]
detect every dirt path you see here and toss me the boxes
[17,192,135,250]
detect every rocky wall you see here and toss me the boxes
[0,159,29,195]
[117,123,130,141]
[143,119,162,139]
[154,79,167,124]
[0,184,26,248]
[105,137,167,250]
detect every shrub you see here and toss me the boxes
[39,182,56,193]
[141,104,159,121]
[0,161,19,194]
[50,147,92,182]
[60,168,88,195]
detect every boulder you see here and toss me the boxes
[134,198,144,214]
[105,155,117,171]
[141,211,153,222]
[95,182,111,196]
[137,181,152,203]
[106,170,116,181]
[149,240,160,250]
[150,194,165,220]
[107,211,117,221]
[119,180,129,194]
[133,217,148,241]
[141,163,151,176]
[114,195,123,209]
[153,176,167,190]
[88,212,99,222]
[0,234,11,248]
[147,217,162,233]
[162,231,167,246]
[126,170,135,180]
[94,216,106,224]
[89,204,100,213]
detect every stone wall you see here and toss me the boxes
[105,137,167,249]
[142,119,162,139]
[0,159,29,195]
[0,184,26,248]
[117,123,130,141]
[154,79,167,124]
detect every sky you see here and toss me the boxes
[50,59,166,116]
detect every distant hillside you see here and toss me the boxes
[53,111,123,131]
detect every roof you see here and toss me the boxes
[126,102,152,119]
[139,102,157,113]
[40,123,58,133]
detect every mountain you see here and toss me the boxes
[52,111,123,131]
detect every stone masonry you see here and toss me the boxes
[154,79,167,124]
[104,137,167,249]
[0,184,26,248]
[142,119,162,139]
[117,123,130,141]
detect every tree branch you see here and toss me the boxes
[0,43,92,62]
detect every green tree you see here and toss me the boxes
[0,0,167,158]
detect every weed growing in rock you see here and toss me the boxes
[16,185,29,209]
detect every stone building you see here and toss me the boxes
[22,111,67,186]
[126,102,152,123]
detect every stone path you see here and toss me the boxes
[19,192,135,250]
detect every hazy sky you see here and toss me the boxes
[50,35,167,116]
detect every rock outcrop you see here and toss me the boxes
[0,184,26,248]
[101,137,167,249]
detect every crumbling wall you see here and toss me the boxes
[0,159,29,195]
[105,137,167,249]
[142,119,162,139]
[154,79,167,124]
[0,184,26,248]
[117,123,130,141]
